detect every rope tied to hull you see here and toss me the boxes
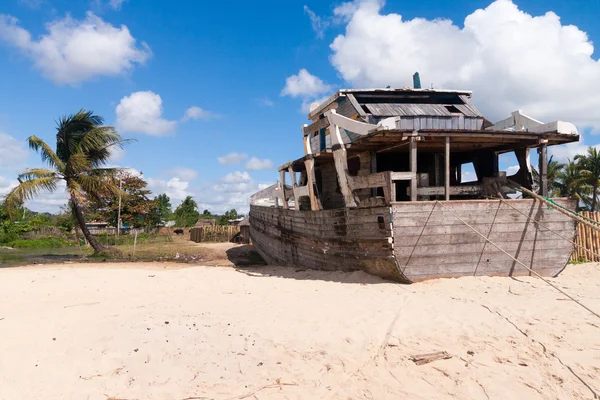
[435,200,600,321]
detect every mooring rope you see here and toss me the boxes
[500,199,600,262]
[435,201,600,321]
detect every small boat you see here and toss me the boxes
[249,86,579,282]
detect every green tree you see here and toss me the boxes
[575,147,600,212]
[4,110,130,253]
[87,172,155,228]
[173,196,200,227]
[154,193,172,227]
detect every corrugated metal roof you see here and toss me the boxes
[365,103,484,118]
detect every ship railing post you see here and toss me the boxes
[304,156,321,211]
[445,136,450,201]
[279,169,288,210]
[329,110,358,208]
[410,135,418,201]
[538,139,548,196]
[288,165,299,210]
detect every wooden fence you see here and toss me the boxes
[571,211,600,262]
[190,226,240,243]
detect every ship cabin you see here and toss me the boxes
[276,88,580,211]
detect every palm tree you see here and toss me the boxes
[555,159,591,207]
[4,110,130,254]
[575,147,600,212]
[532,155,564,197]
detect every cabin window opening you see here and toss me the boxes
[377,216,385,230]
[461,162,477,183]
[315,169,323,193]
[348,157,360,176]
[444,105,462,114]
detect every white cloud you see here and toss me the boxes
[181,106,215,122]
[0,176,18,196]
[282,68,332,98]
[0,12,150,85]
[108,0,127,10]
[222,171,251,184]
[245,157,274,171]
[329,0,600,127]
[147,177,192,203]
[217,152,248,165]
[108,145,125,163]
[549,140,598,162]
[506,165,520,175]
[116,91,177,136]
[0,133,28,170]
[165,167,198,181]
[304,5,329,39]
[25,180,69,213]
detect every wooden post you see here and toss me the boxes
[370,150,377,197]
[409,136,418,202]
[304,157,321,211]
[538,141,548,196]
[279,170,288,210]
[434,154,440,186]
[445,136,450,201]
[330,111,357,208]
[288,166,298,210]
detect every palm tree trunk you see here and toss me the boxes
[70,194,105,254]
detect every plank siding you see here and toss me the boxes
[250,205,409,282]
[250,199,576,283]
[392,199,577,281]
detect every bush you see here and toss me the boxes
[9,237,74,248]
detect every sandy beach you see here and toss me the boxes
[0,262,599,399]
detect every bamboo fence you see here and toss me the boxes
[190,225,240,243]
[571,211,600,262]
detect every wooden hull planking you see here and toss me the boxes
[249,198,577,283]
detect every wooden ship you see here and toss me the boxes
[249,83,580,282]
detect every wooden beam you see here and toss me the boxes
[346,93,366,118]
[445,136,450,201]
[302,117,330,136]
[304,158,321,211]
[410,136,417,202]
[279,170,287,210]
[331,122,358,208]
[288,166,298,210]
[538,142,548,196]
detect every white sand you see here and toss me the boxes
[0,262,599,400]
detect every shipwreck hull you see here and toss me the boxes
[250,198,577,283]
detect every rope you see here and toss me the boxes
[435,201,600,321]
[507,181,600,233]
[500,199,600,262]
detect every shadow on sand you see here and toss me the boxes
[226,245,391,285]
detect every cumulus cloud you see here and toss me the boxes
[329,0,600,127]
[116,91,177,136]
[304,5,329,39]
[108,145,126,163]
[245,157,274,171]
[181,106,215,122]
[222,171,251,184]
[0,133,28,171]
[282,69,333,113]
[25,180,69,213]
[217,152,248,165]
[147,177,192,203]
[549,140,598,162]
[165,167,198,181]
[0,12,150,85]
[0,176,18,196]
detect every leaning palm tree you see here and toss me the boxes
[575,147,600,212]
[4,110,131,254]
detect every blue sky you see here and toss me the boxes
[1,0,600,213]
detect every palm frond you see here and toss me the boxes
[77,126,135,166]
[4,176,61,216]
[27,136,65,171]
[56,109,104,162]
[18,168,59,182]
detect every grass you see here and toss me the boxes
[8,237,74,249]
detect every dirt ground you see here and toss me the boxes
[0,261,598,399]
